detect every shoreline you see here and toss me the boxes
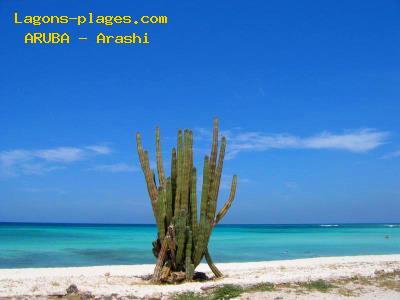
[1,254,400,298]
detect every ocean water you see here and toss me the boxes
[0,223,399,268]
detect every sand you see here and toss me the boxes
[0,254,399,299]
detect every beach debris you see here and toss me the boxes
[101,295,118,300]
[374,269,385,276]
[194,271,209,281]
[139,274,153,280]
[80,291,94,300]
[136,118,238,283]
[66,284,79,294]
[201,284,218,291]
[167,271,186,283]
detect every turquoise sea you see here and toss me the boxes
[0,223,399,268]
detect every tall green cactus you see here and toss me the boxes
[136,118,237,283]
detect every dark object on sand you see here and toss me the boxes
[66,284,79,294]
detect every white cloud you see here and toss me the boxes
[302,130,388,152]
[0,150,32,167]
[18,163,65,175]
[0,145,111,177]
[85,145,112,155]
[89,163,137,173]
[197,128,389,159]
[35,147,85,162]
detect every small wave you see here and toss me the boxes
[384,224,400,228]
[320,224,339,227]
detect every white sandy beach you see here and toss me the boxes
[0,254,399,299]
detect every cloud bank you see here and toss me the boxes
[88,163,137,173]
[0,145,112,177]
[198,128,389,159]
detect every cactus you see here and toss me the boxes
[136,118,237,283]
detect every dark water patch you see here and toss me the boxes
[0,248,156,268]
[67,247,149,258]
[63,248,155,265]
[0,250,65,268]
[0,229,99,240]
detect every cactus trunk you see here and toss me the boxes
[136,118,237,283]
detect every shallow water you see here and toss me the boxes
[0,223,399,268]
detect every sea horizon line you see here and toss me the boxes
[0,221,399,226]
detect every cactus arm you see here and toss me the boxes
[153,229,171,282]
[213,137,226,203]
[193,217,210,267]
[165,178,173,225]
[209,118,219,175]
[181,130,190,214]
[215,175,237,225]
[185,228,193,280]
[156,127,166,187]
[206,118,219,222]
[171,148,177,211]
[136,132,145,167]
[136,132,158,211]
[155,187,166,240]
[175,130,183,214]
[189,131,194,171]
[205,176,237,277]
[205,248,222,278]
[193,156,210,266]
[175,210,186,267]
[200,139,229,276]
[196,137,227,268]
[190,167,198,240]
[199,156,210,221]
[207,136,226,223]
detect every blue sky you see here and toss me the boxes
[0,0,399,224]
